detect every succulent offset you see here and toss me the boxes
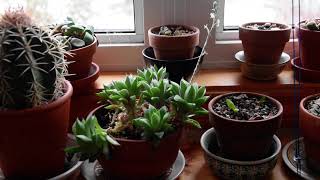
[0,9,68,110]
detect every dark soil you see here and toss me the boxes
[306,96,320,117]
[158,26,194,36]
[246,23,282,30]
[213,94,279,120]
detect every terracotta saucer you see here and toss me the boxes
[291,58,320,82]
[69,62,100,96]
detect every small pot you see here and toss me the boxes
[0,81,73,179]
[89,105,182,179]
[142,46,204,83]
[208,92,283,160]
[67,36,98,80]
[299,94,320,171]
[239,22,291,64]
[148,25,199,60]
[296,20,320,70]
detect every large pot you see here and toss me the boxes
[239,22,291,64]
[67,36,98,80]
[0,81,73,179]
[299,93,320,172]
[148,25,199,60]
[296,20,320,70]
[208,92,283,160]
[89,105,182,179]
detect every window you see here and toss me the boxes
[217,0,320,40]
[0,0,144,43]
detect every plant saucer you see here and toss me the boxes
[282,137,320,180]
[291,58,320,82]
[81,150,185,180]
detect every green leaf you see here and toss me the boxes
[226,99,239,113]
[106,135,120,146]
[76,135,92,143]
[83,32,94,45]
[185,118,201,128]
[65,146,81,154]
[197,86,206,98]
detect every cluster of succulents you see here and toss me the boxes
[306,96,320,117]
[246,23,281,30]
[158,26,195,36]
[302,19,320,31]
[68,66,208,158]
[0,9,68,110]
[52,17,95,50]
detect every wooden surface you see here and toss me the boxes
[178,129,302,180]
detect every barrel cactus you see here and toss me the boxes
[0,9,68,110]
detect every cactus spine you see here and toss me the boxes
[0,9,68,110]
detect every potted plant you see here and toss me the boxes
[296,19,320,70]
[0,9,73,178]
[148,25,200,60]
[299,93,320,172]
[239,22,291,64]
[208,92,283,160]
[67,66,209,179]
[53,17,98,80]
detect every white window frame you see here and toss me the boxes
[95,0,299,71]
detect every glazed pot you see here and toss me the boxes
[239,22,291,64]
[142,46,204,83]
[67,36,98,80]
[148,25,199,60]
[89,105,182,179]
[299,93,320,171]
[208,92,283,160]
[0,81,73,179]
[296,20,320,70]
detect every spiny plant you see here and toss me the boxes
[0,8,68,110]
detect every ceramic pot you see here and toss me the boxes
[142,46,204,83]
[296,20,320,70]
[208,92,283,160]
[148,25,199,60]
[89,105,182,179]
[67,36,98,80]
[299,94,320,172]
[239,22,291,64]
[0,81,73,179]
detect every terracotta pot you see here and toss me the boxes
[142,46,205,83]
[66,36,98,80]
[239,22,291,64]
[0,81,73,179]
[299,94,320,171]
[148,25,199,60]
[89,106,182,179]
[208,92,283,160]
[296,20,320,70]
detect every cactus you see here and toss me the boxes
[0,9,68,110]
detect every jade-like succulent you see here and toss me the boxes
[0,9,68,110]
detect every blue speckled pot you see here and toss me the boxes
[200,128,281,180]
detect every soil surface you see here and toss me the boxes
[306,96,320,117]
[302,19,320,31]
[213,94,279,120]
[158,26,194,36]
[246,23,283,30]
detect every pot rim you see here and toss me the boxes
[69,62,100,83]
[200,128,281,165]
[69,36,98,52]
[300,93,320,119]
[148,24,200,38]
[142,46,204,62]
[208,92,283,123]
[49,159,83,180]
[291,58,320,73]
[240,22,291,32]
[0,80,73,115]
[88,105,182,143]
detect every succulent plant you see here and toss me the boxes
[226,99,239,113]
[0,9,68,110]
[52,17,94,50]
[65,116,119,162]
[303,19,320,31]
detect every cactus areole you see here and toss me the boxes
[0,9,68,110]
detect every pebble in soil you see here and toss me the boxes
[306,96,320,117]
[213,94,279,121]
[246,23,282,30]
[158,26,195,36]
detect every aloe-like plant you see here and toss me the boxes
[69,66,209,159]
[0,9,68,110]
